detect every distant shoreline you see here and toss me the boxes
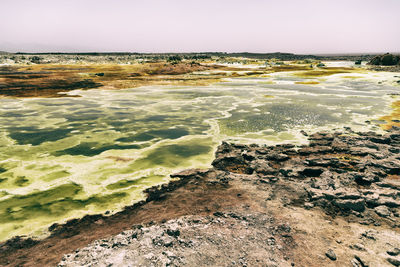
[0,51,384,61]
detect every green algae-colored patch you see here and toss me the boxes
[106,179,142,190]
[25,164,37,170]
[264,95,275,98]
[0,170,13,179]
[116,128,189,143]
[0,183,83,223]
[0,182,129,224]
[0,167,6,174]
[40,170,70,182]
[145,115,172,122]
[342,76,361,79]
[14,176,30,186]
[130,142,212,170]
[64,113,103,122]
[147,128,189,139]
[121,133,155,142]
[9,128,72,146]
[53,142,140,157]
[259,81,275,85]
[294,67,356,78]
[380,99,400,130]
[38,165,63,172]
[82,191,129,207]
[106,175,165,190]
[295,81,320,85]
[271,65,312,72]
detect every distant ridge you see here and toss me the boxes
[226,52,318,60]
[12,52,316,60]
[4,51,380,61]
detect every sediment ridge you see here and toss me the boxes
[1,127,400,266]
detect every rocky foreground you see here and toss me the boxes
[55,128,400,267]
[2,128,400,266]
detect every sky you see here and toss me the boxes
[0,0,399,54]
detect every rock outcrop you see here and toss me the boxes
[212,129,400,223]
[368,53,400,66]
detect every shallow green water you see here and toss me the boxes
[0,68,398,241]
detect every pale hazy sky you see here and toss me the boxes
[0,0,399,54]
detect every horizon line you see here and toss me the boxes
[2,51,399,56]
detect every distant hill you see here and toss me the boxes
[12,51,317,60]
[226,52,319,60]
[6,51,378,61]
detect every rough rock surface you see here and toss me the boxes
[58,213,297,267]
[56,127,400,267]
[2,128,400,266]
[369,53,400,66]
